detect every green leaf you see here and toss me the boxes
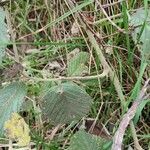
[128,8,150,103]
[134,99,150,124]
[67,52,89,76]
[41,82,92,124]
[39,81,56,98]
[129,8,150,27]
[0,7,9,65]
[129,8,150,60]
[0,82,27,135]
[21,100,33,112]
[67,130,111,150]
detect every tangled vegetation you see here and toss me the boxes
[0,0,149,150]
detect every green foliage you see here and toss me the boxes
[39,81,56,98]
[41,82,92,124]
[67,130,111,150]
[128,8,150,103]
[129,8,150,60]
[67,52,89,76]
[129,9,150,27]
[0,1,149,149]
[134,99,150,124]
[0,82,27,135]
[0,7,9,65]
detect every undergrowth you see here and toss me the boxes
[0,0,149,150]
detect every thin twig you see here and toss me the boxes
[85,30,125,105]
[27,69,109,82]
[64,2,149,150]
[112,79,150,150]
[102,0,123,8]
[93,13,122,25]
[130,121,144,150]
[95,0,124,33]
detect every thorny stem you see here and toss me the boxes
[66,0,126,109]
[28,69,109,82]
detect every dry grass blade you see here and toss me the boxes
[112,79,150,150]
[95,0,124,33]
[129,121,144,150]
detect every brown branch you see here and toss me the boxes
[111,79,150,150]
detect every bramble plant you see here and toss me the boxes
[0,1,149,150]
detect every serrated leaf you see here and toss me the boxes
[129,9,150,27]
[0,7,9,64]
[42,82,92,124]
[67,130,111,150]
[67,52,89,76]
[129,8,150,60]
[39,81,56,98]
[0,82,27,135]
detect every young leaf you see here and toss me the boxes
[0,7,9,65]
[67,52,89,77]
[0,82,27,135]
[67,130,111,150]
[41,82,92,124]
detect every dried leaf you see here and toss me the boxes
[71,22,80,35]
[2,63,23,79]
[84,119,111,140]
[4,113,30,147]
